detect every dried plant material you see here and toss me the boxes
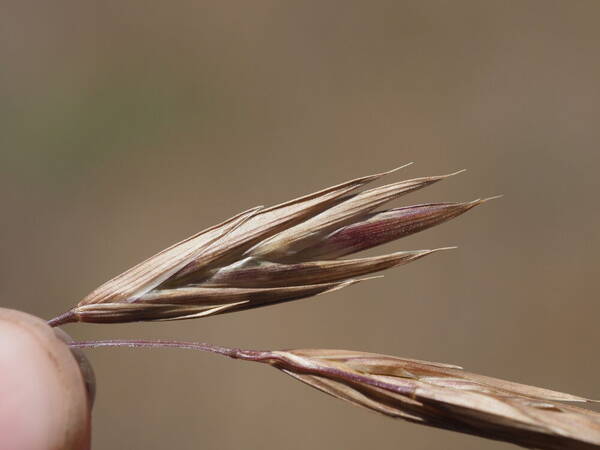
[246,170,464,261]
[172,164,410,281]
[69,340,600,450]
[297,199,498,260]
[273,350,600,450]
[81,206,264,306]
[49,166,490,326]
[70,301,246,323]
[201,249,450,288]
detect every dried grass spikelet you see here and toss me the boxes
[69,340,600,450]
[50,165,495,326]
[269,349,600,450]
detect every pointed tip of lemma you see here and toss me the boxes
[240,205,265,216]
[432,246,458,253]
[337,275,385,290]
[358,275,385,282]
[396,162,415,171]
[456,194,504,210]
[325,277,378,294]
[480,194,504,203]
[446,168,467,177]
[427,169,467,183]
[462,195,503,209]
[360,163,415,185]
[411,247,457,258]
[386,162,414,175]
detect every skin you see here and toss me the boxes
[0,308,94,450]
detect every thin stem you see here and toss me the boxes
[68,339,415,396]
[68,339,267,361]
[48,310,77,327]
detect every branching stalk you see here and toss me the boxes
[68,339,600,450]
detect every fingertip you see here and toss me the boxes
[54,328,96,409]
[0,308,92,450]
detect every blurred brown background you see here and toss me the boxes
[1,1,599,449]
